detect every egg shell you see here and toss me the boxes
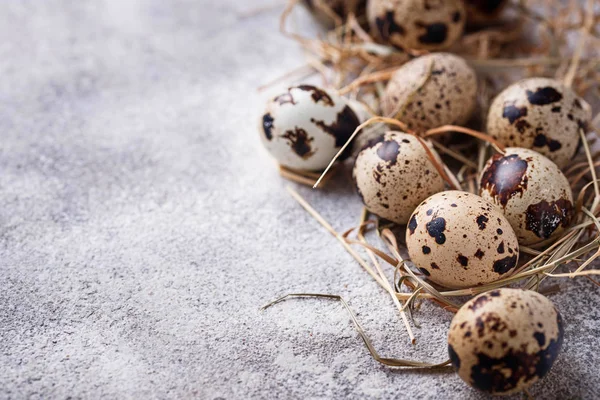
[259,85,361,171]
[448,288,564,395]
[382,53,477,133]
[479,147,574,246]
[464,0,508,25]
[406,191,519,289]
[486,77,592,169]
[353,131,445,224]
[367,0,465,51]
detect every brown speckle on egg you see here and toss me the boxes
[480,147,574,245]
[282,128,315,159]
[259,85,361,171]
[353,131,445,224]
[382,53,477,133]
[406,191,519,288]
[486,78,592,168]
[298,84,334,106]
[480,153,529,207]
[367,0,465,51]
[525,198,573,240]
[448,289,564,395]
[311,106,361,159]
[262,113,275,140]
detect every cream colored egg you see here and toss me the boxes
[382,53,477,133]
[486,77,592,169]
[259,85,361,171]
[406,191,519,289]
[448,289,564,395]
[367,0,465,51]
[353,131,445,224]
[479,147,574,246]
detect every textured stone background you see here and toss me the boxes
[1,1,598,399]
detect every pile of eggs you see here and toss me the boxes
[258,0,592,395]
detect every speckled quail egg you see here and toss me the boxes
[448,288,564,395]
[353,131,445,224]
[382,53,477,133]
[259,85,361,171]
[367,0,466,51]
[302,0,367,26]
[480,147,574,246]
[486,77,592,169]
[464,0,508,25]
[406,191,519,289]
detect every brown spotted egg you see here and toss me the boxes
[486,77,592,169]
[464,0,508,25]
[480,148,574,246]
[448,289,564,395]
[406,191,519,289]
[367,0,465,51]
[353,131,445,224]
[259,85,361,171]
[382,53,477,133]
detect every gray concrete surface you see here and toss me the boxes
[1,1,598,399]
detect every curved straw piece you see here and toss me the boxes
[261,293,451,368]
[380,229,461,312]
[355,209,416,344]
[313,116,458,190]
[414,136,461,190]
[424,125,506,153]
[345,239,399,266]
[338,67,398,95]
[389,58,434,121]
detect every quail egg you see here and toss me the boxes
[367,0,466,51]
[464,0,508,25]
[480,147,574,246]
[382,53,477,133]
[259,85,361,171]
[353,131,445,224]
[448,288,564,395]
[406,191,519,289]
[486,77,592,169]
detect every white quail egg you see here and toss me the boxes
[353,131,445,224]
[382,53,477,133]
[479,147,574,246]
[259,85,361,171]
[448,288,564,395]
[367,0,466,51]
[486,77,592,169]
[406,191,519,289]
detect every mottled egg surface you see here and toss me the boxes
[353,131,445,224]
[259,85,360,171]
[464,0,507,25]
[382,53,477,133]
[486,77,592,169]
[367,0,465,51]
[480,147,574,246]
[406,191,519,289]
[448,289,564,395]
